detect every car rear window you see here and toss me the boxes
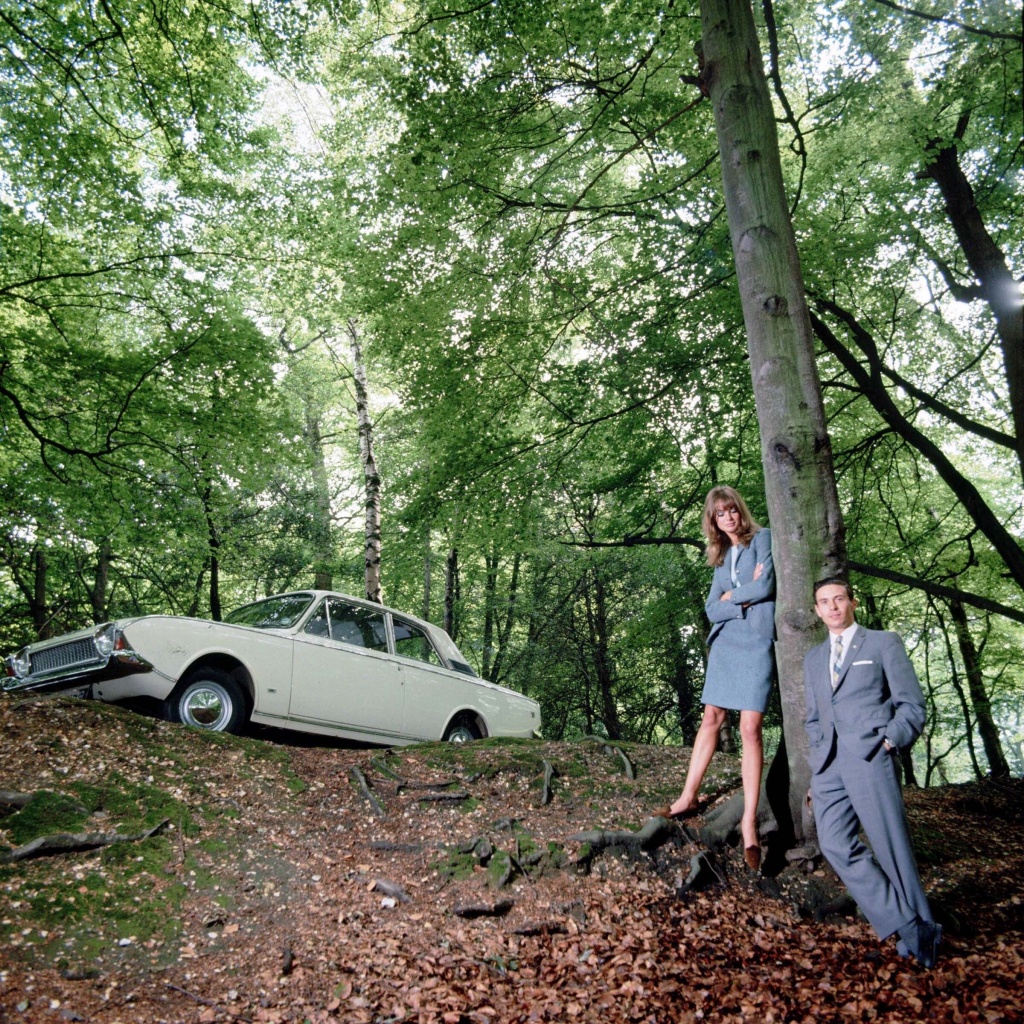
[425,628,479,677]
[392,619,444,667]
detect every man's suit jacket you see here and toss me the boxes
[804,626,925,774]
[705,527,776,644]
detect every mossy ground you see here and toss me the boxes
[0,695,303,975]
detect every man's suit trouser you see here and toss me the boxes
[811,743,932,939]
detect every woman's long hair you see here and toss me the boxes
[702,486,761,567]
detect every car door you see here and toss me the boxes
[391,616,475,739]
[289,597,405,740]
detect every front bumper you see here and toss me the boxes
[3,652,154,696]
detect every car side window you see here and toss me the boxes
[392,619,444,667]
[327,599,388,650]
[303,599,387,651]
[303,603,331,638]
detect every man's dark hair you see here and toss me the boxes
[813,576,854,600]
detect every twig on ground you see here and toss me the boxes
[350,766,386,817]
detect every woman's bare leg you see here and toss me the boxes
[738,709,765,851]
[669,704,727,815]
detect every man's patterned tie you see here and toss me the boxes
[832,635,843,690]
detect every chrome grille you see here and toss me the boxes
[31,638,101,675]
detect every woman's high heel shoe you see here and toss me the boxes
[653,801,702,821]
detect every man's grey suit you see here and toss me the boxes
[804,625,933,942]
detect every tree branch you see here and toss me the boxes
[761,0,807,210]
[870,0,1021,43]
[848,560,1024,625]
[811,295,1015,451]
[809,307,1024,589]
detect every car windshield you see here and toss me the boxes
[223,593,315,629]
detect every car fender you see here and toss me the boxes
[97,617,294,717]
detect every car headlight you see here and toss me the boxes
[92,623,118,660]
[6,648,31,679]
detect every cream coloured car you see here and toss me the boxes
[3,591,541,745]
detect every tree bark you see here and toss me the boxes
[348,320,383,604]
[583,567,623,741]
[278,325,336,591]
[948,600,1010,778]
[489,550,521,685]
[187,567,205,619]
[89,540,113,624]
[669,608,700,744]
[944,656,984,780]
[701,0,845,842]
[304,409,335,591]
[32,547,49,638]
[481,547,498,681]
[444,546,459,641]
[422,526,433,622]
[201,481,222,621]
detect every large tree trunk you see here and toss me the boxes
[948,600,1010,778]
[187,568,205,619]
[701,0,845,842]
[277,325,336,591]
[944,658,984,780]
[207,538,221,621]
[348,320,383,604]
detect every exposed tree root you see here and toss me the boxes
[1,818,171,863]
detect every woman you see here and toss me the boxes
[657,486,776,871]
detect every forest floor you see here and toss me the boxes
[0,692,1021,1024]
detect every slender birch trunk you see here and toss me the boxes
[347,320,383,604]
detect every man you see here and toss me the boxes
[804,577,941,967]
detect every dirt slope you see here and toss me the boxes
[0,693,1021,1024]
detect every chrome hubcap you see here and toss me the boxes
[182,685,229,729]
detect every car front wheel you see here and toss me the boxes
[443,717,482,743]
[169,670,248,733]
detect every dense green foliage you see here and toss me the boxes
[1,1,1021,780]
